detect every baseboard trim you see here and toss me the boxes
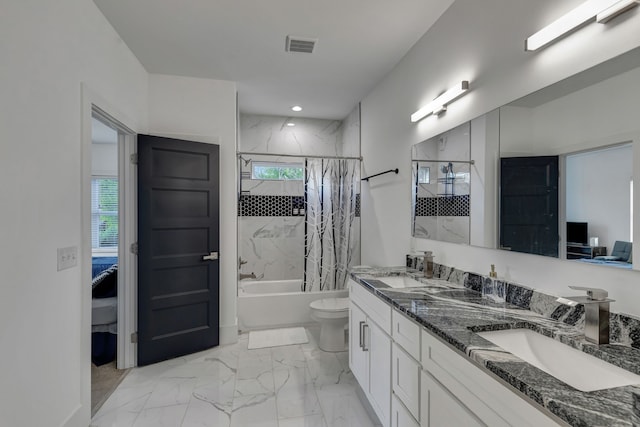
[220,323,238,345]
[60,403,88,427]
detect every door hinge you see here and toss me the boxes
[130,153,138,165]
[130,242,139,255]
[131,332,138,343]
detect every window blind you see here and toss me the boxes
[91,178,118,249]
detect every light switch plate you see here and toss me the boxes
[57,246,78,271]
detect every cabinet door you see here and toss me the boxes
[350,302,368,390]
[369,319,392,427]
[392,343,420,420]
[421,370,485,427]
[392,394,420,427]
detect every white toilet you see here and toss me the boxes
[309,297,350,352]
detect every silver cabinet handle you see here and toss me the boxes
[362,323,370,352]
[359,321,365,349]
[203,252,219,261]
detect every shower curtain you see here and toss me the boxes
[303,158,360,292]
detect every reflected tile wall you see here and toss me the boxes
[436,216,470,244]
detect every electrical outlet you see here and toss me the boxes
[57,246,78,271]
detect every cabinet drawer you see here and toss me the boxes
[392,343,420,421]
[421,370,485,427]
[421,330,560,427]
[392,309,420,360]
[350,279,391,335]
[392,394,419,427]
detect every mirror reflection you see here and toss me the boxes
[411,122,472,244]
[498,47,640,269]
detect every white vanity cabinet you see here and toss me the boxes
[420,329,562,427]
[350,279,561,427]
[391,309,421,423]
[349,280,392,427]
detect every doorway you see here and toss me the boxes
[88,109,135,415]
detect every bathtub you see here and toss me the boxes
[238,279,348,331]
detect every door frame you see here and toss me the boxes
[81,85,140,383]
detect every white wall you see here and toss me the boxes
[470,110,499,249]
[148,74,238,345]
[0,2,148,427]
[501,63,640,156]
[360,0,640,316]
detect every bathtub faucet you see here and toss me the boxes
[239,272,256,280]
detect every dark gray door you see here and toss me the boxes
[137,134,220,366]
[500,156,559,258]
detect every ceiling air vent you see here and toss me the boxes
[285,36,317,54]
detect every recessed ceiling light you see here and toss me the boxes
[287,122,296,127]
[291,105,302,112]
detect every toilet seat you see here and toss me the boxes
[310,297,349,312]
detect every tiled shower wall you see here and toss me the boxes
[238,108,361,281]
[413,122,471,244]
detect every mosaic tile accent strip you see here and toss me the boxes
[415,195,470,217]
[239,195,300,217]
[415,197,438,216]
[239,194,361,217]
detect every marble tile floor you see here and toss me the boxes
[91,326,381,427]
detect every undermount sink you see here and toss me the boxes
[377,276,427,289]
[477,328,640,392]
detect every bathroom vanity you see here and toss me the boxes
[349,266,640,427]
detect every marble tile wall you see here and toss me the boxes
[405,255,640,348]
[340,105,360,158]
[240,217,305,281]
[238,111,361,282]
[239,114,343,157]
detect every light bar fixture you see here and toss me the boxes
[525,0,637,51]
[410,81,469,123]
[597,0,640,23]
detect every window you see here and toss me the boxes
[252,161,303,180]
[418,166,430,184]
[92,178,118,250]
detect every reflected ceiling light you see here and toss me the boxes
[525,0,632,51]
[291,105,302,112]
[286,122,296,127]
[410,81,469,123]
[597,0,640,22]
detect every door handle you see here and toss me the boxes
[359,321,365,349]
[362,323,370,352]
[202,252,219,261]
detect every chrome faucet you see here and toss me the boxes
[557,286,614,345]
[239,272,256,280]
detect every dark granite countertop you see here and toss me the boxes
[350,266,640,427]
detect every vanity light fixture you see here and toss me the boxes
[597,0,640,23]
[410,81,469,123]
[291,105,302,112]
[525,0,636,51]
